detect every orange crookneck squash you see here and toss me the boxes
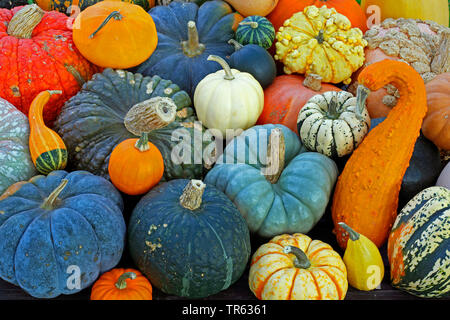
[331,60,428,249]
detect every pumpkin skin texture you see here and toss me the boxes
[134,0,236,97]
[0,5,99,125]
[332,60,428,249]
[257,74,341,134]
[35,0,155,13]
[0,98,36,195]
[436,162,450,189]
[274,6,368,85]
[224,0,278,17]
[388,186,450,298]
[205,124,338,238]
[91,268,153,300]
[128,179,251,298]
[72,1,158,69]
[0,170,126,299]
[54,68,208,182]
[249,233,348,300]
[235,15,275,49]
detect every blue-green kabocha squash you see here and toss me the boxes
[0,170,126,299]
[235,15,275,50]
[134,0,236,97]
[388,186,450,298]
[204,124,339,238]
[128,179,251,298]
[54,68,212,182]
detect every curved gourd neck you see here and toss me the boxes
[28,90,62,128]
[283,245,311,269]
[338,222,360,241]
[228,39,243,51]
[41,179,68,210]
[90,11,123,39]
[207,55,235,80]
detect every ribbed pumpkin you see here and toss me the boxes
[0,170,126,298]
[36,0,155,12]
[0,4,99,125]
[0,98,36,194]
[128,179,251,298]
[274,5,368,85]
[388,186,450,298]
[332,60,428,249]
[249,233,348,300]
[235,15,275,49]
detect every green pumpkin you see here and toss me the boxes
[128,179,251,298]
[388,186,450,298]
[235,15,275,49]
[205,124,338,238]
[54,68,211,182]
[0,98,37,195]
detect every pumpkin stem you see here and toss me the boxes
[355,84,370,120]
[262,128,285,184]
[115,272,137,290]
[181,21,206,57]
[316,29,325,44]
[326,94,341,120]
[7,4,45,39]
[135,132,150,152]
[283,245,311,269]
[228,39,244,51]
[207,55,235,81]
[41,179,68,210]
[239,21,259,29]
[179,180,206,211]
[89,11,123,39]
[303,74,322,91]
[338,222,360,241]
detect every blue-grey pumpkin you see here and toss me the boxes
[0,170,126,299]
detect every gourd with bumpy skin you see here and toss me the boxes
[128,179,251,298]
[274,5,368,85]
[332,60,428,249]
[235,15,275,49]
[0,170,126,299]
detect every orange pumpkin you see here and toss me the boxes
[249,233,348,300]
[91,268,153,300]
[72,1,158,69]
[257,74,341,134]
[224,0,278,17]
[332,60,428,249]
[108,132,164,195]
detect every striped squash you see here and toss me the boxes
[388,186,450,298]
[28,91,67,174]
[235,15,275,49]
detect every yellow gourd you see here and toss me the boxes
[339,222,384,291]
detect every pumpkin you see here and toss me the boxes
[35,0,154,13]
[422,72,450,150]
[228,40,277,88]
[193,55,264,136]
[257,74,341,134]
[249,233,348,300]
[267,0,368,35]
[274,5,368,85]
[0,170,126,298]
[108,132,164,195]
[388,186,450,298]
[128,179,251,298]
[54,68,211,182]
[235,15,275,49]
[437,162,450,189]
[339,222,384,291]
[134,0,237,97]
[0,4,99,125]
[72,1,158,69]
[0,0,30,9]
[360,0,449,27]
[332,60,428,249]
[205,124,338,238]
[0,98,36,195]
[91,268,153,300]
[350,19,449,119]
[224,0,278,17]
[28,91,67,175]
[297,87,371,158]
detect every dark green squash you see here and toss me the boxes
[0,0,32,9]
[235,15,275,49]
[128,179,251,298]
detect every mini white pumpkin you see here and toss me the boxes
[297,86,371,158]
[193,55,264,137]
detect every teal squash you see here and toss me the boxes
[0,170,126,299]
[235,15,275,49]
[0,98,36,195]
[388,186,450,298]
[205,124,339,238]
[128,179,251,298]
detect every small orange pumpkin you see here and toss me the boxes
[90,268,153,300]
[108,132,164,195]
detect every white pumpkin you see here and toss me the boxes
[297,86,371,158]
[193,55,264,137]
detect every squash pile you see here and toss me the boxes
[0,0,448,301]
